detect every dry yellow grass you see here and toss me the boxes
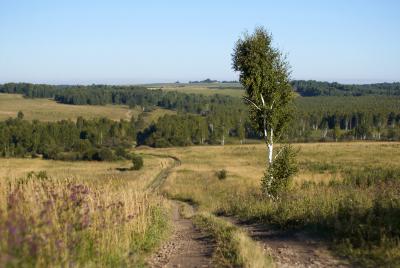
[0,154,170,187]
[0,93,141,121]
[136,142,400,211]
[152,84,244,97]
[0,154,172,266]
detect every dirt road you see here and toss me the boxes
[147,155,214,268]
[148,202,214,268]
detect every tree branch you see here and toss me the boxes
[243,96,261,111]
[274,146,284,160]
[260,94,266,107]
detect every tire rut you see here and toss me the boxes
[223,217,351,268]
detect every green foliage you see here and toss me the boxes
[131,154,144,170]
[262,145,298,197]
[232,27,294,140]
[216,169,227,180]
[17,111,24,120]
[292,80,400,96]
[0,115,135,161]
[233,27,296,197]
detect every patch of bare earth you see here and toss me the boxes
[230,219,351,268]
[148,202,214,268]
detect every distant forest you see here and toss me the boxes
[2,80,400,98]
[184,79,400,96]
[291,80,400,96]
[0,82,400,154]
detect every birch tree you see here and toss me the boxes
[232,27,296,197]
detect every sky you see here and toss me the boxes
[0,0,399,84]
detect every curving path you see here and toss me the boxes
[146,154,214,268]
[145,153,351,268]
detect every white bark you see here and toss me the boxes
[268,132,273,164]
[260,94,274,165]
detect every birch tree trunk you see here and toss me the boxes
[268,129,273,164]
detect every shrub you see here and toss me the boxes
[216,169,227,180]
[115,147,129,159]
[84,148,114,161]
[97,148,114,161]
[262,145,298,198]
[132,154,144,170]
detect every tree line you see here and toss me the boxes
[0,82,242,114]
[292,80,400,96]
[1,82,400,149]
[0,113,137,161]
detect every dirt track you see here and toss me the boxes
[147,155,214,268]
[148,202,214,268]
[227,218,351,268]
[147,154,351,268]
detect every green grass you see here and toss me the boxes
[141,107,176,125]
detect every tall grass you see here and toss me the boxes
[208,169,400,267]
[194,212,272,268]
[155,143,400,267]
[0,171,168,267]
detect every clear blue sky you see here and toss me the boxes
[1,0,399,84]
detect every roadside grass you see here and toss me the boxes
[0,93,141,122]
[0,155,171,267]
[194,212,273,268]
[140,142,400,267]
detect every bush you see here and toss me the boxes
[132,154,144,170]
[83,148,114,161]
[97,148,114,161]
[216,169,227,180]
[262,145,298,198]
[115,147,129,159]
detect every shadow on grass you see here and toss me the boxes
[116,167,133,172]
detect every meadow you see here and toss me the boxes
[146,83,245,97]
[0,93,141,122]
[2,135,400,266]
[140,107,176,126]
[0,155,172,267]
[140,142,400,266]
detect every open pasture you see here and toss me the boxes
[146,83,244,97]
[138,142,400,266]
[0,93,141,121]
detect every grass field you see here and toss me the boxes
[0,93,141,121]
[141,107,176,125]
[137,142,400,266]
[2,142,400,266]
[146,83,245,97]
[0,154,172,266]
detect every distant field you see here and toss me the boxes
[145,83,245,97]
[142,107,176,125]
[144,142,400,210]
[0,93,141,121]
